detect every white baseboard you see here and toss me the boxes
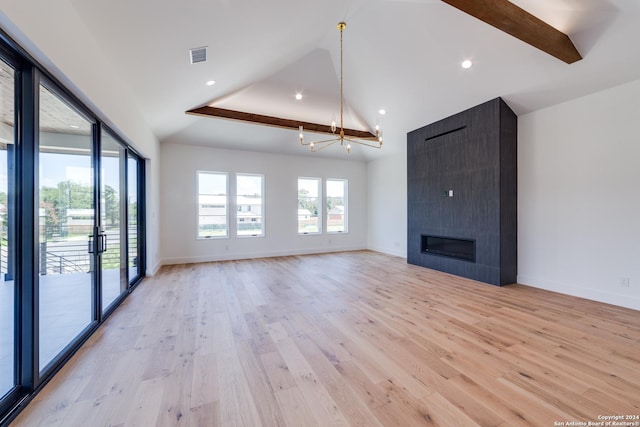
[367,244,407,259]
[146,261,162,277]
[160,245,367,266]
[517,274,640,311]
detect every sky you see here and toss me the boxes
[199,172,263,196]
[0,150,121,197]
[40,152,121,191]
[299,178,346,198]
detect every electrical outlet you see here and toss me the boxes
[620,277,630,288]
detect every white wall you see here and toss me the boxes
[367,151,407,257]
[0,3,161,274]
[518,79,640,311]
[160,143,368,264]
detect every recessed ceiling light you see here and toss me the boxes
[378,109,386,115]
[295,93,303,100]
[206,80,216,86]
[461,59,473,69]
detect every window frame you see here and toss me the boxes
[197,171,229,239]
[297,177,322,235]
[235,173,264,238]
[326,178,348,234]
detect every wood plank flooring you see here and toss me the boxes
[11,251,640,426]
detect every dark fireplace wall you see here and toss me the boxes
[407,97,517,286]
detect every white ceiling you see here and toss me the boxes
[68,0,640,161]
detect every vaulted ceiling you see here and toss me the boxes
[68,0,640,161]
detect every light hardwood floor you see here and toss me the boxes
[11,251,640,426]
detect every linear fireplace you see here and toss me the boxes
[421,235,476,262]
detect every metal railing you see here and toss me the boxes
[44,250,85,274]
[1,225,136,277]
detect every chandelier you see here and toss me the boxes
[299,22,383,154]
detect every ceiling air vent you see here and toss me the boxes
[189,46,207,64]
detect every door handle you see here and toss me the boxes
[101,232,108,253]
[96,232,107,255]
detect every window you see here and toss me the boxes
[236,174,264,237]
[327,179,347,233]
[0,57,15,400]
[198,172,228,238]
[298,177,321,234]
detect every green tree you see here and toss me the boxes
[297,188,318,215]
[326,196,344,211]
[40,180,94,230]
[103,185,119,226]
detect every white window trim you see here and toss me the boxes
[197,170,229,239]
[326,178,348,234]
[298,176,322,235]
[236,173,265,238]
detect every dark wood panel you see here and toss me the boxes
[441,0,582,64]
[186,106,378,139]
[407,97,517,286]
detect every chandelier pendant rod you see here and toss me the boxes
[298,21,382,154]
[339,22,345,139]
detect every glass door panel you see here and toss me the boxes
[38,84,94,371]
[127,154,140,283]
[0,60,15,398]
[101,131,126,312]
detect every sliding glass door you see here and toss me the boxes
[0,34,146,422]
[0,57,16,401]
[38,83,96,372]
[100,130,126,312]
[127,153,141,284]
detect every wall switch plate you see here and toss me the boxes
[620,277,630,287]
[449,190,454,197]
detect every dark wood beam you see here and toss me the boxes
[441,0,582,64]
[186,106,378,139]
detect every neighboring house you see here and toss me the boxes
[199,194,227,227]
[237,195,262,223]
[297,208,312,220]
[66,208,94,234]
[328,205,344,220]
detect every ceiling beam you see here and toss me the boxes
[441,0,582,64]
[186,106,378,139]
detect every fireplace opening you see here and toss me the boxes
[421,235,476,262]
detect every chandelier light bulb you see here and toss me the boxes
[346,143,351,154]
[310,141,314,151]
[331,120,337,133]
